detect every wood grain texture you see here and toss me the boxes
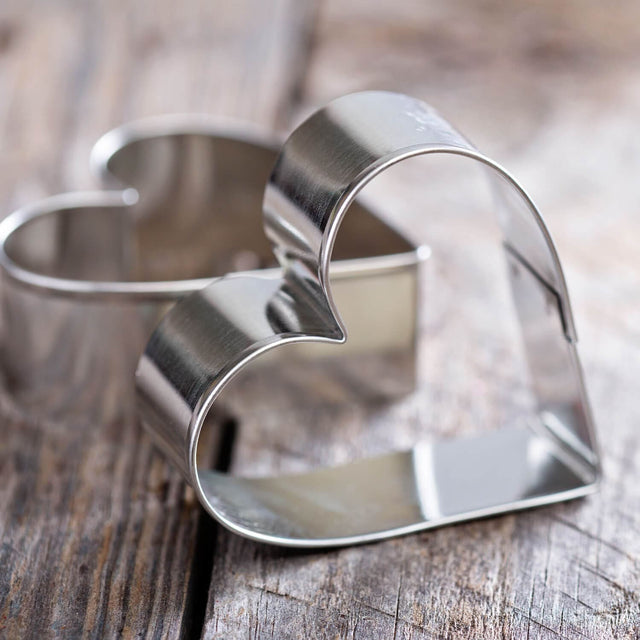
[0,0,315,637]
[204,1,640,639]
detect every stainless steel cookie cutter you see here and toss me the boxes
[0,116,422,421]
[137,91,601,547]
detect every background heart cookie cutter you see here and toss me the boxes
[0,116,424,422]
[137,91,601,548]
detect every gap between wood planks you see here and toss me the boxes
[184,417,238,639]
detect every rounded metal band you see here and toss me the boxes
[0,115,418,420]
[136,92,600,547]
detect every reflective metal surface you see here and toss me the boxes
[0,115,421,421]
[137,91,600,547]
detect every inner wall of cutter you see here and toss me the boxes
[204,154,541,481]
[198,426,588,543]
[5,135,414,286]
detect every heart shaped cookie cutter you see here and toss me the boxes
[137,91,601,547]
[0,116,421,420]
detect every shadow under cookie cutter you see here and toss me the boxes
[0,116,422,421]
[137,91,601,548]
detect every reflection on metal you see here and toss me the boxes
[137,92,600,547]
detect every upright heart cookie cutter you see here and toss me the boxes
[0,116,422,420]
[137,91,601,547]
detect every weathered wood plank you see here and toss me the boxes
[205,1,640,638]
[0,0,315,637]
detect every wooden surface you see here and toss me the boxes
[1,1,639,638]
